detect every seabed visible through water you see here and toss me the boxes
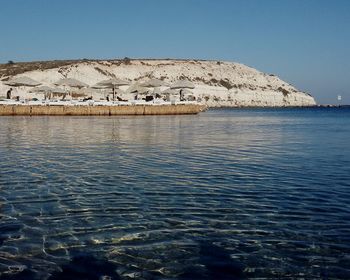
[0,107,349,279]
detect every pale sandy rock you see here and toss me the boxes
[0,60,316,107]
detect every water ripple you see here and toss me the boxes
[0,108,350,279]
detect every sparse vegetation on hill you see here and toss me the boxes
[0,58,316,107]
[0,60,85,78]
[0,58,220,79]
[278,86,290,96]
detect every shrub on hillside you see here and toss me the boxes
[278,87,290,96]
[122,57,131,65]
[219,79,234,90]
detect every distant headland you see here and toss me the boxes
[0,58,316,107]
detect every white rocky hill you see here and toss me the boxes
[0,59,316,107]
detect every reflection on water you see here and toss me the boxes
[0,108,350,279]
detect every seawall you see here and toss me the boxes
[0,104,207,116]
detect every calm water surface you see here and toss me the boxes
[0,108,350,279]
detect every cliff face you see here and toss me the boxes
[0,59,316,107]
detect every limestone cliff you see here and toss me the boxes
[0,59,316,107]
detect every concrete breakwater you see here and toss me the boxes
[0,60,317,108]
[0,103,206,116]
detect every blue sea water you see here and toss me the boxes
[0,107,349,279]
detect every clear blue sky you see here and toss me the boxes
[1,0,349,104]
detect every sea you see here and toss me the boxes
[0,107,349,279]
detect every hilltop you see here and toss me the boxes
[0,59,316,107]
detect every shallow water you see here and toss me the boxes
[0,108,350,279]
